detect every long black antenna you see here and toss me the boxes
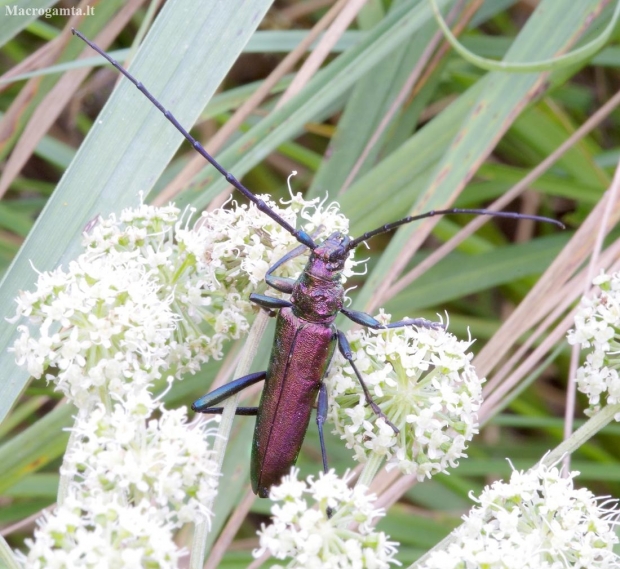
[348,208,565,250]
[71,28,317,251]
[74,30,564,253]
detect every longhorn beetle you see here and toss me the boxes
[73,29,564,498]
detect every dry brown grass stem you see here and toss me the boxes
[0,38,63,93]
[475,191,620,378]
[283,0,368,105]
[382,87,620,304]
[0,0,145,199]
[280,0,337,21]
[562,156,620,470]
[204,489,257,569]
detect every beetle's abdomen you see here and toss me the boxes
[251,307,336,497]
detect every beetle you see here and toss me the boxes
[73,29,564,498]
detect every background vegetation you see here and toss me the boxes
[0,0,619,566]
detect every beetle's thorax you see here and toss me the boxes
[290,232,349,322]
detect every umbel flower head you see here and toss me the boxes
[254,469,399,569]
[23,490,184,568]
[420,461,620,569]
[21,400,219,569]
[325,312,483,480]
[11,195,354,410]
[60,399,219,524]
[568,271,620,418]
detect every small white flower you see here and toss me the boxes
[420,461,620,569]
[325,312,483,479]
[254,469,400,568]
[568,270,620,418]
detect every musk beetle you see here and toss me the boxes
[73,29,564,498]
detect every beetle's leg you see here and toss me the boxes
[192,371,266,414]
[317,382,334,519]
[265,274,296,294]
[250,293,293,317]
[196,406,258,415]
[265,226,325,293]
[336,331,399,435]
[265,246,303,293]
[316,383,329,475]
[341,308,444,331]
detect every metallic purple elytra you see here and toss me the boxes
[251,305,336,496]
[73,28,565,499]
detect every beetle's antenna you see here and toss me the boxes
[348,208,565,250]
[72,28,317,251]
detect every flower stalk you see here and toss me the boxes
[357,452,385,489]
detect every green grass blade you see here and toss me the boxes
[174,0,454,211]
[354,0,606,314]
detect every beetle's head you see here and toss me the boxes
[306,231,350,279]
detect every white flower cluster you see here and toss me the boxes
[12,198,350,405]
[325,312,482,480]
[61,401,218,524]
[420,462,620,569]
[25,399,219,568]
[26,491,183,568]
[568,271,620,418]
[12,196,352,568]
[254,469,399,569]
[196,190,355,292]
